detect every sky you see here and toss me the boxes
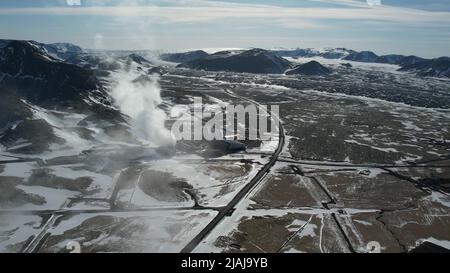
[0,0,449,57]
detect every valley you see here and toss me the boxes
[1,40,450,253]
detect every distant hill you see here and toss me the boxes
[160,50,209,63]
[343,51,379,62]
[286,61,332,76]
[396,55,427,67]
[178,48,292,74]
[374,54,405,64]
[272,48,355,59]
[399,57,450,78]
[272,48,317,58]
[271,46,450,78]
[319,48,356,59]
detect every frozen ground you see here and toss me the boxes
[1,57,450,253]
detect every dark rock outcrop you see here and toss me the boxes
[0,119,65,154]
[340,63,353,68]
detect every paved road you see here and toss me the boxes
[10,87,286,253]
[180,88,286,253]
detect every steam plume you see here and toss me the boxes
[110,69,175,147]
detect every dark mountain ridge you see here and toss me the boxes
[178,48,292,74]
[0,39,125,153]
[343,51,379,62]
[160,50,209,63]
[270,47,450,78]
[286,61,332,76]
[0,40,106,108]
[0,39,83,61]
[399,57,450,78]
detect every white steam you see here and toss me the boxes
[93,33,105,50]
[110,70,175,147]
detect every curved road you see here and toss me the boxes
[180,88,285,253]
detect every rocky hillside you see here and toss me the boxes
[0,40,125,153]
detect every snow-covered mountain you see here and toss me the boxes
[270,47,449,78]
[272,48,355,59]
[165,46,450,78]
[0,39,83,61]
[318,48,356,59]
[0,40,126,153]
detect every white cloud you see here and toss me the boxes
[1,0,450,27]
[274,19,329,30]
[65,0,81,6]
